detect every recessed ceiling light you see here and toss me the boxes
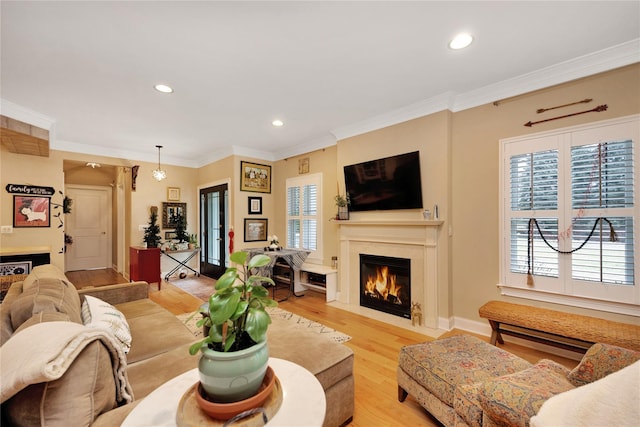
[272,119,284,127]
[154,84,174,93]
[449,33,473,50]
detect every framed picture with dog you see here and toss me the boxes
[13,195,51,227]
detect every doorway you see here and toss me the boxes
[64,185,112,271]
[200,184,228,278]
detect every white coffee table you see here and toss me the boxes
[121,357,326,426]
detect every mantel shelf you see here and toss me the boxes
[334,220,443,227]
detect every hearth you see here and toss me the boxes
[360,254,411,319]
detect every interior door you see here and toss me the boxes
[200,184,228,278]
[65,185,111,271]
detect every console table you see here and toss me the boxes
[161,248,200,280]
[121,357,326,426]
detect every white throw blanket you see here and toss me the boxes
[530,360,640,427]
[1,321,133,404]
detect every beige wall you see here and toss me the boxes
[451,64,640,324]
[197,155,276,253]
[2,64,638,326]
[0,149,65,268]
[273,146,339,266]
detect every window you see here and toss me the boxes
[500,115,639,314]
[286,173,322,261]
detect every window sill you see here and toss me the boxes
[497,284,640,317]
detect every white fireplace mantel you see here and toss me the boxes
[334,219,443,335]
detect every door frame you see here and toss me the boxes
[198,178,231,278]
[64,184,113,271]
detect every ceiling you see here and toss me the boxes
[1,1,639,168]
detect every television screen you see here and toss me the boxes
[344,151,423,212]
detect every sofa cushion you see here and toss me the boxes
[3,340,117,427]
[82,295,132,354]
[479,359,574,427]
[22,264,71,291]
[2,316,118,427]
[10,277,82,330]
[567,342,640,387]
[398,335,531,406]
[1,281,24,345]
[115,299,196,364]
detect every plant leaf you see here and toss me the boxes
[230,251,248,265]
[244,307,270,343]
[208,292,240,324]
[215,269,238,290]
[247,254,271,269]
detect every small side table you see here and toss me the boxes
[121,357,326,426]
[129,246,161,289]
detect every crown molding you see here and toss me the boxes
[331,92,456,141]
[452,38,640,112]
[53,139,198,168]
[273,134,337,161]
[0,99,56,132]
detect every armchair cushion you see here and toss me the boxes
[479,359,574,427]
[567,343,640,387]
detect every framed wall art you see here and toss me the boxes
[13,196,51,228]
[162,202,187,228]
[165,231,177,240]
[240,161,271,193]
[248,196,262,215]
[167,187,181,201]
[244,218,268,242]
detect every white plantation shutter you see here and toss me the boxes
[286,174,322,258]
[500,116,639,312]
[570,140,634,285]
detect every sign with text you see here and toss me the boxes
[5,184,55,196]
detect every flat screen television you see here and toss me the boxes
[344,151,423,212]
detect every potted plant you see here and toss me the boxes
[173,213,189,250]
[335,194,350,220]
[189,251,277,403]
[188,233,198,249]
[143,210,162,248]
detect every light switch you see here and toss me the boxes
[1,225,13,233]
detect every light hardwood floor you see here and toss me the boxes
[69,269,577,427]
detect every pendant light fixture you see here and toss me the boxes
[152,145,167,181]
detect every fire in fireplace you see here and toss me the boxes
[360,254,411,319]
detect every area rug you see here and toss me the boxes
[176,307,351,344]
[165,274,217,301]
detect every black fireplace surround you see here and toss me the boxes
[359,254,411,319]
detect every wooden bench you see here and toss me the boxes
[479,300,640,353]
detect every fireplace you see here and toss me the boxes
[360,254,411,319]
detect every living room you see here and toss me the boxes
[1,2,639,426]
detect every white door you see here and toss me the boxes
[65,185,112,271]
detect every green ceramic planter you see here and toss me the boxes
[198,339,269,403]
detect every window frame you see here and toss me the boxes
[499,115,640,316]
[285,172,322,263]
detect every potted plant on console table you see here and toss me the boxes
[189,251,277,407]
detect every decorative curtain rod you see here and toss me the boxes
[524,104,607,127]
[536,98,592,114]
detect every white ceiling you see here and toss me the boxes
[1,1,639,167]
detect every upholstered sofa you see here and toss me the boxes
[398,334,640,427]
[1,264,354,427]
